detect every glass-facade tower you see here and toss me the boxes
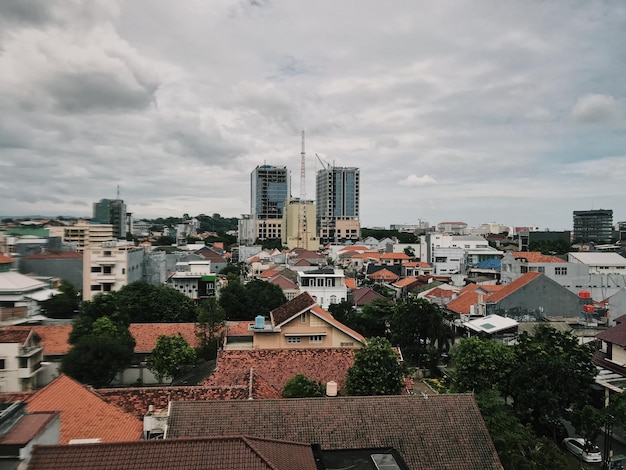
[316,167,360,243]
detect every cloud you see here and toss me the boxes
[399,175,437,187]
[571,94,622,124]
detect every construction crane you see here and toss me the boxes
[315,153,332,171]
[299,131,308,250]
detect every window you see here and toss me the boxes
[91,266,102,273]
[103,266,112,274]
[309,335,324,344]
[91,285,102,291]
[287,337,301,344]
[19,358,27,368]
[0,359,4,369]
[340,342,354,347]
[301,313,307,324]
[555,267,568,275]
[330,295,337,304]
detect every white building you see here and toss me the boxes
[297,268,348,310]
[420,234,503,275]
[0,328,44,392]
[166,260,216,300]
[82,242,144,301]
[567,252,626,275]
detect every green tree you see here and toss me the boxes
[357,298,394,338]
[41,280,80,319]
[217,278,247,320]
[505,325,596,431]
[345,337,410,396]
[218,278,286,320]
[451,336,515,394]
[477,390,572,470]
[153,235,176,246]
[569,404,605,446]
[196,298,226,360]
[283,374,325,398]
[389,297,451,367]
[147,333,197,382]
[328,300,355,326]
[62,315,135,387]
[113,281,199,322]
[61,334,135,387]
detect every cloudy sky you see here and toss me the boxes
[1,1,625,230]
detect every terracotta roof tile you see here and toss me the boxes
[129,323,199,352]
[25,375,142,444]
[511,252,566,263]
[393,277,420,288]
[166,395,503,470]
[0,411,57,445]
[367,268,399,282]
[344,277,356,289]
[311,305,365,344]
[381,252,410,260]
[352,287,385,306]
[0,329,32,344]
[597,320,626,347]
[270,292,316,326]
[424,287,457,300]
[0,255,15,264]
[200,348,357,394]
[486,272,542,303]
[226,321,254,337]
[267,274,298,289]
[29,435,318,470]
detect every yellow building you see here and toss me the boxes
[281,197,320,251]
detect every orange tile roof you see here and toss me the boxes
[0,329,32,344]
[446,292,481,315]
[344,277,356,289]
[311,305,366,344]
[26,375,142,444]
[368,268,399,281]
[424,287,457,300]
[0,254,15,264]
[201,348,357,394]
[352,251,380,260]
[129,323,199,352]
[226,321,254,337]
[338,245,369,253]
[511,252,566,263]
[380,252,410,260]
[393,277,420,288]
[486,272,542,303]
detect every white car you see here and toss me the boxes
[562,437,602,463]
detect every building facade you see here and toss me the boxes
[316,166,360,244]
[573,209,613,243]
[282,197,320,250]
[93,198,128,239]
[250,165,290,241]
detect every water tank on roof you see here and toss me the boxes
[326,381,337,397]
[255,315,265,329]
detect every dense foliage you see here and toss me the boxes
[283,374,326,398]
[218,278,286,320]
[113,281,199,322]
[360,228,419,243]
[345,337,409,396]
[195,298,226,360]
[41,280,80,319]
[147,333,197,381]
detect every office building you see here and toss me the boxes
[93,199,128,239]
[316,166,360,243]
[573,209,613,243]
[250,165,290,241]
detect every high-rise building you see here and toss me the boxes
[250,165,290,241]
[316,166,360,243]
[573,209,613,243]
[93,199,128,239]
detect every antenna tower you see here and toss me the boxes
[299,130,307,249]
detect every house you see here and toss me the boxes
[266,273,299,300]
[240,292,364,350]
[0,402,59,469]
[401,260,432,277]
[29,435,319,470]
[165,260,216,300]
[0,328,44,392]
[460,314,519,339]
[351,286,385,310]
[297,267,348,310]
[164,394,504,470]
[20,374,143,444]
[0,255,59,324]
[194,245,228,273]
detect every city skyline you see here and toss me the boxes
[1,1,625,230]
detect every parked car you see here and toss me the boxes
[562,437,602,463]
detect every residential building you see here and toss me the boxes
[0,402,59,469]
[93,198,128,239]
[242,292,364,350]
[82,242,144,301]
[420,233,503,275]
[48,221,114,252]
[163,395,503,470]
[573,209,613,243]
[166,260,216,301]
[19,251,83,291]
[281,197,320,250]
[316,166,360,244]
[0,328,44,392]
[0,255,58,323]
[297,268,348,310]
[568,252,626,275]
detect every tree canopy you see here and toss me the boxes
[345,337,409,396]
[41,280,80,319]
[147,333,197,382]
[283,374,325,398]
[218,278,286,320]
[196,298,226,360]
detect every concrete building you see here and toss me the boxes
[573,209,613,243]
[93,198,128,239]
[420,233,502,275]
[250,165,290,241]
[281,197,320,250]
[316,166,360,244]
[297,268,348,310]
[166,260,216,301]
[48,221,114,252]
[82,242,144,301]
[0,328,44,392]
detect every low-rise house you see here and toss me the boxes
[351,286,385,311]
[298,267,348,310]
[166,260,216,300]
[243,292,364,350]
[0,328,44,392]
[164,395,504,470]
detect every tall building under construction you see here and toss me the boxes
[316,166,360,244]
